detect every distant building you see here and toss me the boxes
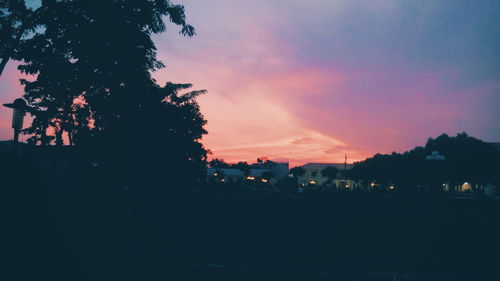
[297,162,360,189]
[207,167,267,183]
[255,161,289,182]
[207,160,289,185]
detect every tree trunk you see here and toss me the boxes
[55,129,63,146]
[0,56,12,77]
[67,130,73,146]
[0,27,25,78]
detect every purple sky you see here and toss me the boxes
[1,0,499,166]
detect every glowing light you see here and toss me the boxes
[370,182,375,187]
[213,173,218,176]
[345,184,349,188]
[246,176,255,180]
[261,179,268,183]
[221,179,225,182]
[389,186,395,190]
[309,180,316,185]
[461,182,472,192]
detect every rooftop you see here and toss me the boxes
[301,163,353,169]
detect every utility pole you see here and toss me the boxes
[344,153,347,170]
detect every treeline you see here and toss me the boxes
[347,133,500,188]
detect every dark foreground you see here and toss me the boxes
[2,163,499,280]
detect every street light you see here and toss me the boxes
[3,98,28,153]
[425,151,445,161]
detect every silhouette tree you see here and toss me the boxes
[0,0,32,77]
[12,0,206,189]
[3,2,207,278]
[209,158,230,168]
[137,82,207,188]
[349,133,500,190]
[321,166,339,185]
[233,161,251,176]
[290,166,305,177]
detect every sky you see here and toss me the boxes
[1,0,499,166]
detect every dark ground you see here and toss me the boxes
[2,159,499,280]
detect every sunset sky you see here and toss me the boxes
[1,0,499,166]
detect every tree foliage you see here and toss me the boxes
[321,166,339,180]
[348,133,500,188]
[0,0,30,76]
[290,166,305,177]
[8,0,206,188]
[209,158,230,168]
[233,161,251,176]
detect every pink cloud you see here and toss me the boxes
[152,9,498,165]
[2,0,498,168]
